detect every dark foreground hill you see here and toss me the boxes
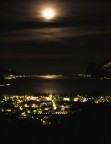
[0,103,110,144]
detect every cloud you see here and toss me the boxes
[0,52,73,60]
[0,0,110,73]
[0,26,110,44]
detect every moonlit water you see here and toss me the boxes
[1,78,111,95]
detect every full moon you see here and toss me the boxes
[42,8,55,20]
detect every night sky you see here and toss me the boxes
[0,0,110,74]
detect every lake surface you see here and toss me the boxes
[1,78,111,95]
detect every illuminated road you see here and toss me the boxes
[51,99,57,110]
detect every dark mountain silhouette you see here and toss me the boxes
[86,59,111,78]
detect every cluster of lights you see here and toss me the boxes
[3,74,27,80]
[73,95,88,103]
[3,73,111,80]
[77,74,91,78]
[0,94,72,125]
[94,96,111,104]
[102,62,111,74]
[0,94,111,125]
[3,74,63,80]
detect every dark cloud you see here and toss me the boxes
[0,0,110,73]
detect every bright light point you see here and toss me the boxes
[42,8,55,20]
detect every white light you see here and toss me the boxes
[42,8,55,20]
